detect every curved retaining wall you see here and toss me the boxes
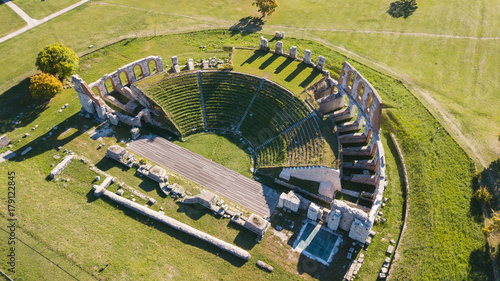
[386,133,410,280]
[93,185,251,261]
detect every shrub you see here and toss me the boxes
[474,186,492,204]
[483,211,500,236]
[29,73,63,101]
[35,42,79,79]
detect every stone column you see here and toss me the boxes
[138,61,151,78]
[72,75,95,114]
[260,36,268,51]
[317,55,326,71]
[171,56,180,73]
[289,46,297,59]
[303,49,312,64]
[275,41,283,54]
[275,31,281,38]
[187,59,194,70]
[171,56,178,66]
[281,31,285,38]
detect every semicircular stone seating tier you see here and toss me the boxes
[145,70,324,167]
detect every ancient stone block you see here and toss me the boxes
[260,36,268,51]
[278,191,300,212]
[303,49,312,64]
[187,58,194,70]
[289,46,297,59]
[130,127,140,140]
[0,134,9,149]
[307,203,320,220]
[317,55,326,71]
[49,155,75,179]
[171,56,178,66]
[275,41,283,54]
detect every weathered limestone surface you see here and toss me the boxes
[317,56,326,71]
[0,134,9,149]
[49,155,75,179]
[187,59,194,70]
[303,49,312,65]
[307,203,321,220]
[275,41,283,54]
[260,36,268,51]
[256,260,274,272]
[93,185,251,260]
[289,46,297,59]
[330,199,369,232]
[278,190,300,212]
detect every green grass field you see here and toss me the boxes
[0,31,492,279]
[0,0,497,166]
[232,49,323,96]
[0,3,26,38]
[12,0,83,19]
[175,133,253,178]
[0,0,498,279]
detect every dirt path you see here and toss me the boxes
[0,0,90,44]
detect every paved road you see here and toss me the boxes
[128,135,279,218]
[0,0,90,44]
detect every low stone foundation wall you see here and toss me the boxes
[93,185,251,261]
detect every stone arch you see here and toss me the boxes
[356,81,365,103]
[347,70,354,93]
[134,64,144,80]
[91,86,101,98]
[119,71,130,86]
[148,59,158,75]
[365,92,374,114]
[105,78,114,93]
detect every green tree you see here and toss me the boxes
[29,73,63,101]
[252,0,278,18]
[474,186,493,204]
[35,42,78,79]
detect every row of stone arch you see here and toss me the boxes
[88,56,163,98]
[338,62,382,133]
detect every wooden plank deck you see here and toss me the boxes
[128,135,279,218]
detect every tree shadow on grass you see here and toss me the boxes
[229,16,264,36]
[0,78,46,134]
[480,159,500,211]
[98,196,248,267]
[12,113,86,162]
[387,0,418,19]
[468,243,495,280]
